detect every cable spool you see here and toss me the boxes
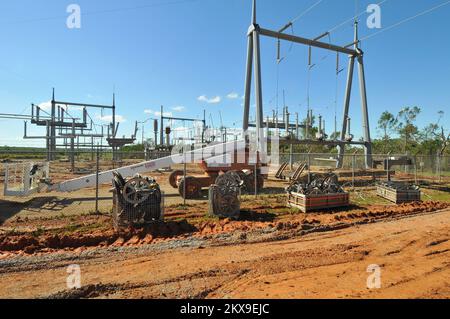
[286,172,343,195]
[208,171,243,219]
[112,172,163,230]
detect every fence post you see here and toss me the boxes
[386,155,390,182]
[414,155,418,186]
[254,161,258,197]
[183,150,187,207]
[307,152,311,184]
[352,153,355,189]
[95,145,100,214]
[438,154,442,183]
[289,144,293,170]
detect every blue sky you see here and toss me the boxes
[0,0,449,146]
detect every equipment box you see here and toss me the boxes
[376,185,421,204]
[287,192,350,213]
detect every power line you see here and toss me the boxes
[2,0,200,26]
[290,0,324,24]
[360,0,450,42]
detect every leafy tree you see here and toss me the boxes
[329,131,341,140]
[397,106,421,153]
[377,111,397,152]
[422,111,450,155]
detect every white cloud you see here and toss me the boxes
[227,92,239,99]
[144,109,173,117]
[37,101,52,110]
[97,114,126,123]
[198,95,221,104]
[171,106,185,112]
[37,101,84,112]
[173,126,189,132]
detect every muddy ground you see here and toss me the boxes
[0,161,449,299]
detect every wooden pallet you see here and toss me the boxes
[287,192,350,213]
[376,185,421,204]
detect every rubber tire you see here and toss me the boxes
[169,170,184,189]
[178,176,202,199]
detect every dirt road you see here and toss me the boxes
[1,208,448,299]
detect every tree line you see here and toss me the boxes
[377,107,449,156]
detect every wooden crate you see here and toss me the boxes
[287,192,350,213]
[376,185,421,204]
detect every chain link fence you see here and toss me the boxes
[0,149,170,222]
[0,149,449,223]
[279,152,450,186]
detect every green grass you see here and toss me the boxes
[421,187,450,202]
[349,191,392,207]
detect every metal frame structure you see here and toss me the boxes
[27,88,115,162]
[22,89,138,164]
[159,106,207,147]
[243,0,373,169]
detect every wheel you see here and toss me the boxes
[169,170,184,189]
[178,176,202,199]
[123,177,151,205]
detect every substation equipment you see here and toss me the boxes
[2,1,387,221]
[26,89,138,163]
[376,156,421,204]
[157,106,207,151]
[155,106,264,199]
[243,0,373,169]
[1,89,139,196]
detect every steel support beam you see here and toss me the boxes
[243,32,254,139]
[258,27,358,56]
[278,138,366,147]
[54,101,114,109]
[357,53,373,168]
[337,55,356,168]
[253,28,264,152]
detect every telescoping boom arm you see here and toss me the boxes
[51,141,246,193]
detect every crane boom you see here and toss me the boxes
[52,140,246,192]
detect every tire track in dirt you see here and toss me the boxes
[1,208,449,299]
[1,201,449,258]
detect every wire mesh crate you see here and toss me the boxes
[111,172,164,230]
[287,192,350,213]
[376,184,421,204]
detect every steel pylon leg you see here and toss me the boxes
[337,55,355,169]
